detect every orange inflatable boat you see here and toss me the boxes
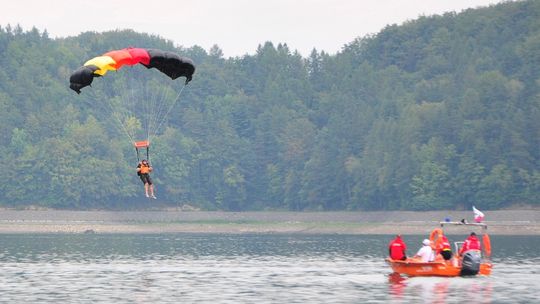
[386,258,492,277]
[387,222,493,277]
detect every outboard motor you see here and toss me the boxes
[460,250,481,276]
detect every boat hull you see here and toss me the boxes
[387,258,492,277]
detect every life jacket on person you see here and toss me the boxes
[138,161,151,175]
[389,236,407,260]
[460,233,481,255]
[436,235,452,254]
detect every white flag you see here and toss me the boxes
[473,206,484,223]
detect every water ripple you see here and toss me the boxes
[0,234,538,303]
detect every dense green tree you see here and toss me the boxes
[0,0,538,210]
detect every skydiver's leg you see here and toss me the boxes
[140,175,149,197]
[150,185,156,199]
[148,177,156,199]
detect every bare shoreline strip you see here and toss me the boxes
[0,210,538,235]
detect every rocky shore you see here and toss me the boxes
[0,209,538,235]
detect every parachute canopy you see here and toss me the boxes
[69,47,195,93]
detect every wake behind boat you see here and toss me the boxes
[387,221,493,277]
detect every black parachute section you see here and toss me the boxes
[69,65,100,94]
[143,49,195,83]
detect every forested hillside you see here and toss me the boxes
[0,0,538,210]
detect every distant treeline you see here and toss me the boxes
[0,0,538,210]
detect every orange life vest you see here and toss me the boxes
[139,163,151,174]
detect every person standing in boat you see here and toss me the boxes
[388,234,407,260]
[459,232,481,255]
[436,234,453,260]
[414,239,435,262]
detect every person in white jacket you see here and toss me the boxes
[414,239,435,262]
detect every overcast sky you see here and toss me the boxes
[2,0,504,58]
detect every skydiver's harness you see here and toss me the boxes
[134,140,150,162]
[135,140,150,177]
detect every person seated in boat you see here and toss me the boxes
[413,239,435,262]
[459,232,481,256]
[388,234,407,260]
[436,234,453,261]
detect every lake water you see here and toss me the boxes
[0,234,538,303]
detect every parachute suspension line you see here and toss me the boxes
[144,82,153,143]
[99,79,136,146]
[145,81,174,166]
[129,79,155,162]
[146,82,167,143]
[121,78,169,165]
[147,82,171,143]
[116,76,170,163]
[84,89,136,147]
[135,146,150,162]
[145,80,155,139]
[140,81,151,142]
[140,80,159,144]
[135,145,150,162]
[150,83,187,141]
[105,96,137,146]
[131,83,144,142]
[129,78,144,136]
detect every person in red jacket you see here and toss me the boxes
[436,234,453,260]
[459,232,481,255]
[388,234,407,260]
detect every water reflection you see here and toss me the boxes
[0,234,538,303]
[388,274,496,304]
[388,272,407,299]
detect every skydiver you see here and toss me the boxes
[137,159,156,199]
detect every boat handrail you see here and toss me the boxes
[454,241,464,254]
[439,221,487,230]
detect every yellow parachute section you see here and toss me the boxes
[84,56,117,76]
